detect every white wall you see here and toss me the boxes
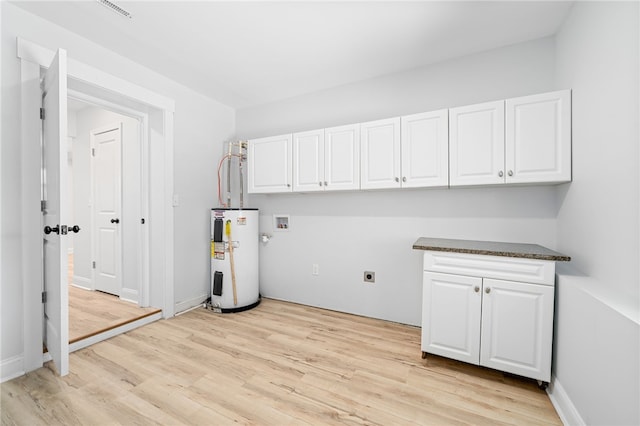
[551,2,639,425]
[72,106,140,303]
[1,2,235,380]
[237,37,560,326]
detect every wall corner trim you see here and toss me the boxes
[547,376,586,426]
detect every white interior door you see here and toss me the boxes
[92,125,122,296]
[42,48,69,376]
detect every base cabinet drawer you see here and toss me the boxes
[421,271,554,383]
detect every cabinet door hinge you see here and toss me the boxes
[40,108,45,120]
[42,291,47,303]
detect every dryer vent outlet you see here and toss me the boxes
[364,271,375,283]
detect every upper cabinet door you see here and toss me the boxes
[449,100,505,187]
[505,90,571,184]
[293,129,325,192]
[360,117,401,190]
[324,124,360,191]
[248,134,293,193]
[401,110,449,188]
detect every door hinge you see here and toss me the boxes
[41,200,47,212]
[42,291,47,303]
[92,261,96,269]
[92,148,96,157]
[40,108,45,120]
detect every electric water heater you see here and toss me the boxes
[210,208,260,312]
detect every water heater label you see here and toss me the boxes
[213,242,225,260]
[237,216,247,225]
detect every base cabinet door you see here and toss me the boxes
[422,272,482,365]
[480,278,554,382]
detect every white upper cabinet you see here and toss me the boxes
[449,100,505,187]
[401,109,449,188]
[324,124,360,191]
[248,89,572,193]
[505,90,571,184]
[360,118,401,189]
[247,134,292,193]
[293,129,325,192]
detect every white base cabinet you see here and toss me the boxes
[421,252,555,383]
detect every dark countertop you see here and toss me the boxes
[412,237,571,262]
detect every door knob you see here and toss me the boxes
[111,218,120,224]
[44,225,59,235]
[68,225,80,233]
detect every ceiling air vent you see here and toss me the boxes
[96,0,133,19]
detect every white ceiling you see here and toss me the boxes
[12,1,573,109]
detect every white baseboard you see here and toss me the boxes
[120,288,139,304]
[72,275,92,289]
[547,377,585,426]
[68,311,163,353]
[175,294,208,315]
[1,355,25,383]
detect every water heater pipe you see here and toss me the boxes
[226,142,233,208]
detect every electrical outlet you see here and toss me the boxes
[364,271,375,283]
[312,264,319,276]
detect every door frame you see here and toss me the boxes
[18,37,175,374]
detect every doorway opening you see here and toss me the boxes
[66,96,161,344]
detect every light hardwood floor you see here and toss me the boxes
[68,285,161,343]
[67,254,161,343]
[2,298,561,425]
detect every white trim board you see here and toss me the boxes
[120,288,140,304]
[17,38,175,112]
[1,355,25,384]
[174,294,208,315]
[547,377,585,426]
